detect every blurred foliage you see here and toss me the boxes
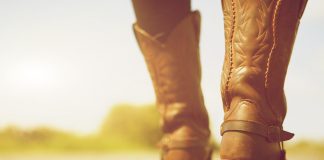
[286,139,324,156]
[0,104,162,154]
[0,103,323,157]
[100,104,162,148]
[0,125,110,153]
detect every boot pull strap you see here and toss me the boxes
[220,120,294,142]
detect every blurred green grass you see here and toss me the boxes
[0,104,161,154]
[0,104,323,159]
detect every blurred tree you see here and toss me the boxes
[101,104,162,148]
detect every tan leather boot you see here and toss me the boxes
[219,0,308,159]
[133,11,212,160]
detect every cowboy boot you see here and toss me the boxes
[219,0,308,159]
[133,11,212,160]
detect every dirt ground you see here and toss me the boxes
[0,153,321,160]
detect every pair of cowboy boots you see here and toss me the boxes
[133,0,307,159]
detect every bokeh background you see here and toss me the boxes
[0,0,323,159]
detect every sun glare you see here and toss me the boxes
[6,62,58,90]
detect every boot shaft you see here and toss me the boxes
[220,0,308,124]
[219,1,308,159]
[133,11,203,107]
[133,11,210,150]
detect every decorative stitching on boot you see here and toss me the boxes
[265,0,283,88]
[224,0,236,110]
[263,1,288,158]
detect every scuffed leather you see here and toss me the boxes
[220,0,308,159]
[133,11,211,160]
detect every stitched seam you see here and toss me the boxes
[224,0,236,109]
[264,0,285,151]
[265,0,282,88]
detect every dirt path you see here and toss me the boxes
[0,154,156,160]
[0,153,320,160]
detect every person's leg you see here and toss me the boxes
[219,0,308,159]
[132,1,212,160]
[132,0,190,42]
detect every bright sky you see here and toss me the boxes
[0,1,323,141]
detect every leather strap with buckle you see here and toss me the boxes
[220,120,294,142]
